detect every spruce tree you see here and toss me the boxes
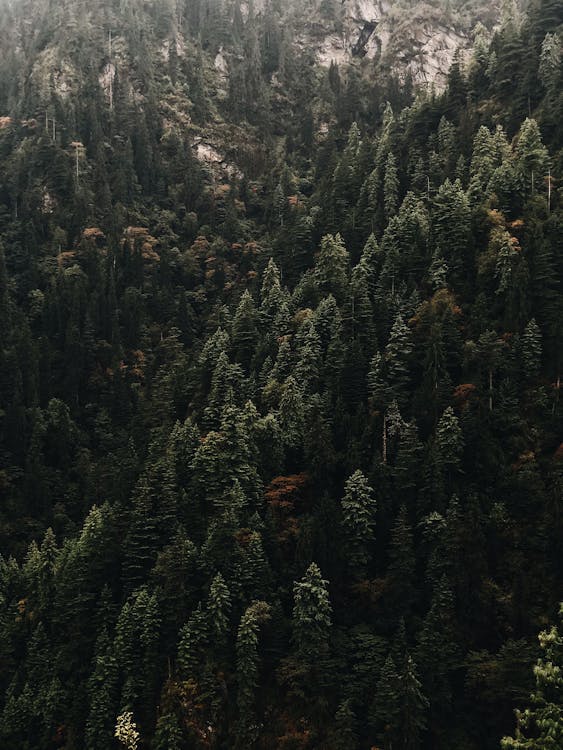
[502,604,563,750]
[521,318,542,379]
[515,118,549,197]
[384,152,399,221]
[292,563,332,659]
[315,233,350,304]
[386,313,414,407]
[235,601,272,748]
[341,469,377,575]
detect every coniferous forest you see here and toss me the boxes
[0,0,562,748]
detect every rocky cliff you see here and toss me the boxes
[302,0,481,87]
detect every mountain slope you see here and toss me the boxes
[0,1,562,749]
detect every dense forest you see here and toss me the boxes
[0,0,562,748]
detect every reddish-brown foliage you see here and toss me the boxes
[266,474,310,553]
[83,227,105,240]
[56,251,77,268]
[453,383,477,406]
[266,473,309,508]
[234,528,257,548]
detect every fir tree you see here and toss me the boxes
[502,604,563,750]
[235,601,272,748]
[292,563,332,659]
[341,469,377,575]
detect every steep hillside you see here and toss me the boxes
[0,1,562,750]
[0,0,501,184]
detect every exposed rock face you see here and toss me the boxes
[192,138,241,180]
[307,0,470,88]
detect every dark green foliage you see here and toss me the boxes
[0,1,561,749]
[501,605,563,750]
[341,469,376,575]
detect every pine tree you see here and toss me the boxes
[435,406,464,476]
[278,376,305,456]
[292,563,332,659]
[384,152,399,221]
[235,530,272,605]
[114,587,160,716]
[539,32,561,95]
[394,420,424,494]
[154,713,183,750]
[85,627,119,750]
[295,319,322,392]
[357,233,382,296]
[521,318,542,379]
[387,507,416,619]
[341,470,377,575]
[431,179,470,287]
[472,330,506,411]
[502,604,563,750]
[122,477,159,594]
[332,122,362,226]
[332,699,358,750]
[398,655,428,750]
[469,126,496,203]
[386,313,414,407]
[207,572,232,640]
[232,290,259,372]
[235,601,272,748]
[416,576,459,724]
[178,602,209,677]
[370,653,400,748]
[515,118,549,197]
[349,263,376,355]
[315,233,350,303]
[203,351,245,430]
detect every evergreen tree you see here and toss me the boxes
[416,576,459,726]
[332,699,358,750]
[386,313,414,407]
[521,318,542,379]
[387,507,416,619]
[292,563,332,659]
[435,406,464,477]
[315,233,350,304]
[370,654,400,749]
[398,655,428,750]
[515,118,549,197]
[207,572,232,640]
[384,152,399,221]
[502,604,563,750]
[235,601,271,748]
[232,290,259,372]
[341,469,377,575]
[431,179,471,287]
